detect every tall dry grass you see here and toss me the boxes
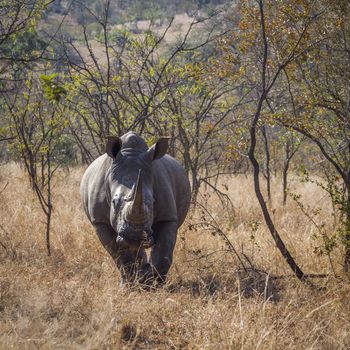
[0,163,349,349]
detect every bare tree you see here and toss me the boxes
[59,0,226,162]
[245,0,322,282]
[5,75,67,255]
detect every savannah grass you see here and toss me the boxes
[0,163,349,349]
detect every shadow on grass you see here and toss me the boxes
[166,268,281,301]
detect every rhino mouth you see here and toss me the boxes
[116,231,154,249]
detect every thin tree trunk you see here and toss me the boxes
[282,162,289,205]
[246,0,307,283]
[282,142,291,205]
[191,170,200,204]
[344,184,350,271]
[249,108,307,282]
[261,126,271,201]
[46,205,52,256]
[46,150,52,256]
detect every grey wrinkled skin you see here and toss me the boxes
[80,131,191,285]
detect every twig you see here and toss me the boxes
[0,181,9,194]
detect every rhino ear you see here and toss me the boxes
[106,136,122,158]
[147,137,169,160]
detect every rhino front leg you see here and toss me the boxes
[148,221,178,284]
[93,223,147,282]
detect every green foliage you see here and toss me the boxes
[289,185,338,279]
[5,73,70,170]
[1,30,46,60]
[0,0,50,93]
[40,74,67,103]
[300,168,350,251]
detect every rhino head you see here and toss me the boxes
[106,132,169,250]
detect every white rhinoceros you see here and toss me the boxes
[80,131,191,284]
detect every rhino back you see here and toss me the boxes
[80,154,112,225]
[152,155,191,227]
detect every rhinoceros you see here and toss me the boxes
[80,131,191,284]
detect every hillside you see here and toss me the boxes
[49,0,228,25]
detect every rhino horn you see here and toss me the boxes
[127,170,147,224]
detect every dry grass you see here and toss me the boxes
[0,163,349,349]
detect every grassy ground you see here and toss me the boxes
[0,163,349,349]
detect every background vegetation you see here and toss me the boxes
[1,0,350,348]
